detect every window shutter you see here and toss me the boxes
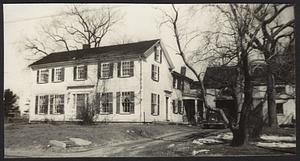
[177,79,181,90]
[172,100,175,114]
[130,92,135,114]
[73,66,77,80]
[151,64,154,80]
[51,69,55,82]
[129,61,134,77]
[173,78,176,88]
[50,95,53,114]
[36,70,39,83]
[35,96,38,114]
[157,67,160,82]
[157,94,160,115]
[61,68,65,81]
[98,62,101,79]
[109,63,114,78]
[84,65,88,79]
[117,62,121,77]
[151,94,154,114]
[154,46,157,60]
[109,93,113,114]
[61,95,65,114]
[182,80,184,91]
[116,92,120,114]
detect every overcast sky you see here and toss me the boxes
[4,4,215,104]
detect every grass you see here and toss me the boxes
[4,122,197,150]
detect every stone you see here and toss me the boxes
[49,140,67,148]
[69,138,92,146]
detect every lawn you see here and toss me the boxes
[4,122,198,150]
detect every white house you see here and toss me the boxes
[28,39,200,123]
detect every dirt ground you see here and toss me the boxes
[4,122,296,157]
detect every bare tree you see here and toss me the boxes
[250,4,295,127]
[159,4,265,146]
[24,5,123,57]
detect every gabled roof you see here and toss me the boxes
[29,39,164,67]
[171,71,194,83]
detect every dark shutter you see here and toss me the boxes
[98,62,101,79]
[117,62,121,77]
[35,96,38,114]
[157,67,160,82]
[129,61,134,77]
[130,92,135,114]
[84,65,87,79]
[154,46,157,60]
[182,80,184,91]
[51,69,55,82]
[173,78,176,88]
[172,100,175,114]
[151,94,154,114]
[177,79,181,90]
[44,96,49,114]
[109,93,113,114]
[151,64,154,80]
[116,92,120,114]
[49,95,53,114]
[109,63,114,78]
[61,68,65,81]
[157,94,160,115]
[61,95,65,114]
[73,66,77,80]
[37,70,39,83]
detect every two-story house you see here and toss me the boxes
[28,39,200,123]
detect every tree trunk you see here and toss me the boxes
[267,66,278,127]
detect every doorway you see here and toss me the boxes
[74,93,89,119]
[183,99,196,124]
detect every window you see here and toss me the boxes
[154,46,162,63]
[50,95,64,114]
[172,100,178,114]
[121,92,134,113]
[276,103,284,114]
[178,100,183,114]
[74,65,87,80]
[38,95,49,114]
[118,61,134,77]
[275,86,285,94]
[151,93,160,115]
[37,69,49,83]
[100,93,113,114]
[52,68,64,82]
[101,63,112,78]
[151,64,159,81]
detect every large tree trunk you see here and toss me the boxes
[267,66,278,127]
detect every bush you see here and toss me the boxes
[77,103,98,125]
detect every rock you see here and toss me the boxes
[49,140,67,148]
[192,149,210,156]
[69,138,92,146]
[168,144,175,148]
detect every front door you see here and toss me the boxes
[183,99,196,124]
[74,93,89,119]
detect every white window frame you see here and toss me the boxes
[100,92,113,114]
[76,65,86,80]
[151,93,159,116]
[54,68,64,82]
[38,95,49,114]
[121,91,134,113]
[50,94,65,114]
[152,64,159,81]
[121,61,131,77]
[39,69,49,83]
[101,63,110,78]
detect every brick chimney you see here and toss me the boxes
[82,44,90,49]
[180,66,186,76]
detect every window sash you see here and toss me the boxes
[76,65,86,80]
[101,63,110,78]
[121,61,131,77]
[100,93,113,113]
[152,65,159,81]
[151,93,159,115]
[39,69,49,83]
[121,92,134,113]
[54,68,63,81]
[38,95,48,114]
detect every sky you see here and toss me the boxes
[4,4,214,110]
